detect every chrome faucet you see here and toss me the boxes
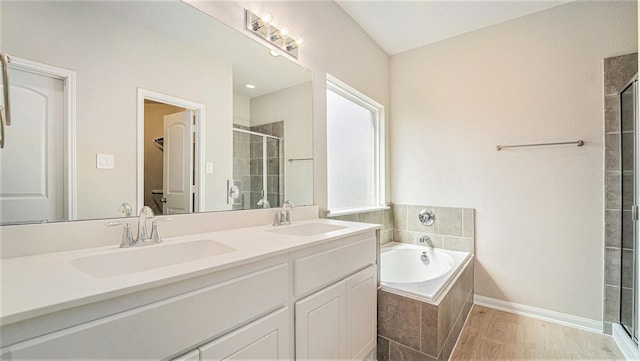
[271,200,295,226]
[105,206,160,248]
[118,202,133,217]
[137,206,155,242]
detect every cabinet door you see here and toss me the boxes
[295,281,347,361]
[199,307,290,361]
[346,265,377,360]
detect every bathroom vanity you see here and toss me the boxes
[0,218,379,360]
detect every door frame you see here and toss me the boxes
[7,56,77,220]
[136,88,205,213]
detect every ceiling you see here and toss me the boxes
[335,1,573,55]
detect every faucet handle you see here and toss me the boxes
[105,221,135,248]
[118,203,133,217]
[150,218,172,244]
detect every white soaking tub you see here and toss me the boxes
[380,242,471,302]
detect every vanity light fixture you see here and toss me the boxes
[286,38,304,51]
[250,13,271,31]
[245,9,302,59]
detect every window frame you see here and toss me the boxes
[326,75,386,216]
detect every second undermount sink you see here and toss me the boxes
[70,239,236,278]
[266,223,346,237]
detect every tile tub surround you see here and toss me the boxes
[603,52,637,335]
[377,259,474,361]
[392,204,475,254]
[329,208,393,244]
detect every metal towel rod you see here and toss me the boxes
[288,158,313,162]
[496,140,584,151]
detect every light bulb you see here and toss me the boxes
[261,13,272,24]
[245,84,256,89]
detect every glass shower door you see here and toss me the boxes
[620,77,638,342]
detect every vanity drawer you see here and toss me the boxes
[0,262,289,360]
[292,232,376,297]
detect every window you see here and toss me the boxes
[326,75,385,214]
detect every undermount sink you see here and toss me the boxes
[70,239,236,278]
[266,223,346,237]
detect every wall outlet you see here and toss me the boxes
[96,154,114,169]
[206,162,214,174]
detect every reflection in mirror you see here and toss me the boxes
[0,1,313,225]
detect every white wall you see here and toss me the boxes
[187,0,390,213]
[390,1,637,321]
[250,82,313,205]
[233,95,251,127]
[2,1,234,218]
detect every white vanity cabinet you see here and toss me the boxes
[0,225,378,361]
[199,307,290,360]
[293,232,377,361]
[172,307,290,361]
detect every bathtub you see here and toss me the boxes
[379,242,471,302]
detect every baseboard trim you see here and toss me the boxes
[473,295,602,333]
[612,323,639,361]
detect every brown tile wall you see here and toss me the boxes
[377,261,474,361]
[392,204,475,254]
[603,52,637,335]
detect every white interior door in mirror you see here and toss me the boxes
[0,68,64,224]
[163,110,194,215]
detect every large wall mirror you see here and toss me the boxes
[0,1,313,225]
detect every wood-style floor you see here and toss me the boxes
[450,305,626,360]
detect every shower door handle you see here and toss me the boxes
[633,205,639,221]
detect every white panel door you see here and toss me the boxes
[199,307,290,360]
[0,67,64,223]
[346,265,377,360]
[295,281,347,361]
[163,110,193,214]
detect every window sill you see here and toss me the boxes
[327,206,390,218]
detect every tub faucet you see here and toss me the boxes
[137,206,155,242]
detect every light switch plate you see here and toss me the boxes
[206,162,214,174]
[96,154,115,169]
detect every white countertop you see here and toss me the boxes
[0,219,379,326]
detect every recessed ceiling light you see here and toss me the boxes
[269,50,280,57]
[245,84,256,89]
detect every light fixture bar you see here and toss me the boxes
[245,9,301,59]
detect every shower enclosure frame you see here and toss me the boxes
[232,127,282,209]
[619,74,639,344]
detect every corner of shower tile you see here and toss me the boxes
[393,204,408,230]
[394,230,415,244]
[462,208,475,238]
[433,207,463,237]
[442,236,474,253]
